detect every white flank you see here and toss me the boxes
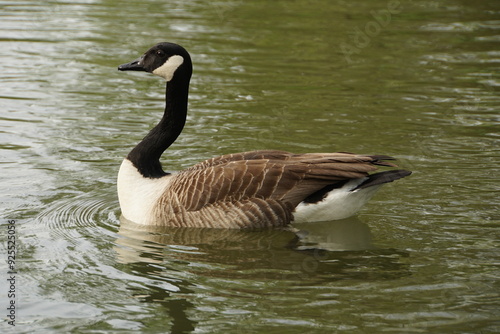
[117,159,172,225]
[293,178,383,223]
[152,55,184,81]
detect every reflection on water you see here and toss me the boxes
[295,219,374,251]
[116,216,374,262]
[116,216,409,283]
[1,0,499,332]
[113,217,411,332]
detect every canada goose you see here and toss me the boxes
[117,42,411,228]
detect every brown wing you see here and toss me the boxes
[166,150,398,211]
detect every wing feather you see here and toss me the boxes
[160,150,404,222]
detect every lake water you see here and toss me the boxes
[1,0,499,332]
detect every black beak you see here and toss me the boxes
[118,56,146,71]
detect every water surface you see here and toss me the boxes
[1,0,499,332]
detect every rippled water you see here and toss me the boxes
[1,0,499,333]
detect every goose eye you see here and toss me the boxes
[156,50,164,56]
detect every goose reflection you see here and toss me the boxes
[113,217,409,304]
[294,218,374,252]
[115,216,300,267]
[113,215,383,283]
[115,216,374,264]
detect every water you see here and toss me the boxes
[1,0,499,332]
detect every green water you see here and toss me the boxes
[1,0,499,333]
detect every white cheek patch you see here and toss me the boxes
[152,55,184,81]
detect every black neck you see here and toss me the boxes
[127,74,190,178]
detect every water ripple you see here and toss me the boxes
[35,191,119,242]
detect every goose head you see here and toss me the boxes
[118,42,192,82]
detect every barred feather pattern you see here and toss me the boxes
[148,150,400,228]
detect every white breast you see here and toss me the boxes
[117,159,172,225]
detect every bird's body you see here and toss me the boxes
[116,42,411,228]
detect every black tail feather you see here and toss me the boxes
[355,170,412,190]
